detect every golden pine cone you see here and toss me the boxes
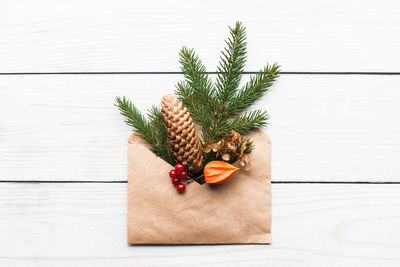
[161,94,204,173]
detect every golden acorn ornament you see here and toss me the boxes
[161,94,204,173]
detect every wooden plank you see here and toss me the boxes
[0,183,398,266]
[1,74,399,181]
[0,0,400,72]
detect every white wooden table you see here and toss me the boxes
[1,0,400,266]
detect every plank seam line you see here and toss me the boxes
[0,181,399,184]
[0,72,400,75]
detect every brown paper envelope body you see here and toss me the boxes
[127,129,271,244]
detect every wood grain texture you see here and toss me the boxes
[1,0,399,265]
[1,0,400,72]
[1,74,399,182]
[0,183,398,266]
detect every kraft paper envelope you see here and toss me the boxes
[127,129,271,244]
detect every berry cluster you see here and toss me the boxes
[169,164,187,193]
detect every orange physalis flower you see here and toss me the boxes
[204,161,239,184]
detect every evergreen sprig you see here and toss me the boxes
[175,81,215,140]
[147,105,176,165]
[228,63,280,114]
[228,110,269,133]
[175,21,280,143]
[177,47,221,141]
[115,97,175,166]
[115,21,279,167]
[216,22,247,103]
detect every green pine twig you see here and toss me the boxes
[175,81,214,140]
[115,96,153,144]
[116,21,279,169]
[115,97,175,166]
[228,63,280,114]
[228,110,269,134]
[147,106,176,165]
[177,47,221,141]
[216,21,247,104]
[178,47,216,105]
[175,21,280,154]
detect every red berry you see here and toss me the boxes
[176,183,185,193]
[179,171,187,179]
[169,170,177,179]
[175,164,185,173]
[172,178,180,186]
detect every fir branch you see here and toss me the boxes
[175,81,210,128]
[175,81,215,141]
[115,97,175,166]
[115,96,154,144]
[147,106,176,165]
[176,22,279,146]
[216,21,247,103]
[116,21,279,170]
[228,63,280,114]
[176,48,221,141]
[179,47,216,106]
[228,110,269,134]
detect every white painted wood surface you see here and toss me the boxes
[1,74,399,181]
[1,0,400,265]
[0,183,399,266]
[0,0,400,72]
